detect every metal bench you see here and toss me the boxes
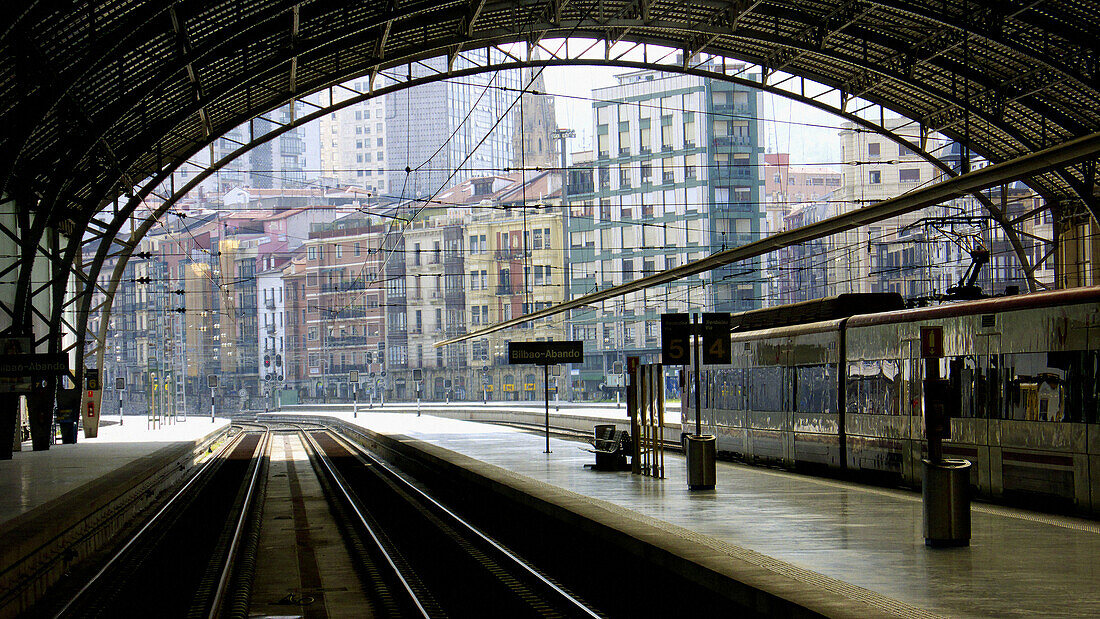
[588,423,631,471]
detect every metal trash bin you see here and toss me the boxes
[58,421,78,444]
[922,458,971,547]
[685,434,716,490]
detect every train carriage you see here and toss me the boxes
[687,287,1100,515]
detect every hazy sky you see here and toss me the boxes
[541,65,844,169]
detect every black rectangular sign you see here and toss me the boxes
[661,313,690,365]
[702,313,732,364]
[508,341,583,365]
[0,353,69,377]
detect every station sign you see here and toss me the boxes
[115,377,125,391]
[507,341,583,365]
[702,313,732,364]
[207,374,219,389]
[0,352,68,377]
[349,370,360,383]
[661,313,690,365]
[85,368,101,390]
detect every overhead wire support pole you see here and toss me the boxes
[437,130,1100,348]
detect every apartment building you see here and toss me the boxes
[563,63,764,398]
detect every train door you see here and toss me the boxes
[782,343,794,467]
[978,332,1000,498]
[901,337,922,486]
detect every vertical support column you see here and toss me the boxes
[0,393,17,459]
[543,363,550,454]
[26,384,55,451]
[628,363,640,474]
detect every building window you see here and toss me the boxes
[353,242,361,256]
[335,244,343,258]
[869,170,882,184]
[899,168,921,183]
[868,142,881,157]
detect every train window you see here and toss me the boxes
[976,355,1002,419]
[724,368,746,410]
[1003,353,1067,421]
[945,356,978,418]
[846,360,901,415]
[795,365,837,414]
[1002,351,1097,423]
[748,366,784,411]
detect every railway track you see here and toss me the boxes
[52,429,270,618]
[302,427,603,618]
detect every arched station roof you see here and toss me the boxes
[3,0,1100,228]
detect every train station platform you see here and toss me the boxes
[0,416,231,616]
[276,409,1100,618]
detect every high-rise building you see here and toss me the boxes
[318,79,388,193]
[385,52,520,199]
[562,63,764,398]
[174,102,308,201]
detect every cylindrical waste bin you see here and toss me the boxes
[922,458,971,547]
[685,434,716,490]
[58,421,78,444]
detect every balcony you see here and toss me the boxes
[714,167,754,182]
[494,249,524,260]
[264,299,275,310]
[329,335,369,346]
[713,135,753,148]
[495,284,514,295]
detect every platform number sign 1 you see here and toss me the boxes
[702,313,732,365]
[661,313,690,365]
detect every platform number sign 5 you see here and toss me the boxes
[661,313,690,365]
[703,313,732,365]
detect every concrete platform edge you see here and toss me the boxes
[0,425,230,618]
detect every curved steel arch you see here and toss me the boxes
[8,1,1100,358]
[5,0,1100,226]
[74,44,1046,392]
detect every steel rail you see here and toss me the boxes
[53,428,242,618]
[437,129,1100,347]
[207,430,272,619]
[324,429,603,619]
[299,429,432,619]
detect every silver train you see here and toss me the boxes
[685,287,1100,515]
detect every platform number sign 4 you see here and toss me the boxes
[703,313,732,365]
[661,313,690,365]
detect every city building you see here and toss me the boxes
[562,63,765,398]
[385,53,521,198]
[174,103,308,202]
[296,216,388,401]
[511,65,558,171]
[318,79,389,193]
